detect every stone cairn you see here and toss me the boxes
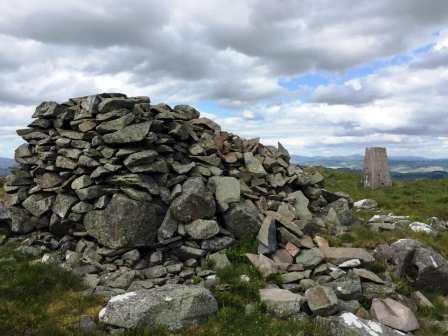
[3,93,440,334]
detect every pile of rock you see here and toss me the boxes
[0,94,352,321]
[3,93,446,334]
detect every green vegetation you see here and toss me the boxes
[0,243,104,336]
[322,168,448,221]
[3,170,448,335]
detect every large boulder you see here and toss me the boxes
[84,193,165,248]
[224,200,262,238]
[389,239,448,293]
[170,178,216,223]
[99,285,218,330]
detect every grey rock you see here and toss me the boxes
[353,268,385,284]
[295,248,324,269]
[289,191,313,220]
[102,271,136,289]
[84,193,165,248]
[52,194,78,218]
[321,247,375,264]
[175,245,206,260]
[201,236,235,252]
[185,219,220,240]
[171,161,196,174]
[8,207,34,233]
[157,210,178,241]
[244,152,266,176]
[56,156,77,170]
[123,150,158,169]
[71,175,93,190]
[259,288,305,318]
[103,121,151,144]
[32,101,62,118]
[97,113,135,133]
[257,216,277,254]
[207,252,231,270]
[99,285,218,330]
[362,283,396,300]
[354,199,378,210]
[281,271,309,284]
[171,178,216,223]
[223,200,262,239]
[97,97,135,113]
[76,185,106,201]
[370,298,419,332]
[120,187,153,202]
[389,239,448,293]
[35,172,64,189]
[319,312,409,336]
[208,176,240,211]
[22,194,54,217]
[305,286,338,316]
[145,265,167,279]
[329,271,362,300]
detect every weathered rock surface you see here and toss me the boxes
[370,298,419,332]
[305,286,338,316]
[320,312,410,336]
[388,239,448,293]
[259,288,305,317]
[171,178,216,223]
[84,194,165,248]
[99,285,218,330]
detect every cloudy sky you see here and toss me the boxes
[1,0,448,158]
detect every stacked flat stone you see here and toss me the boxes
[5,93,336,250]
[3,93,359,300]
[4,93,441,334]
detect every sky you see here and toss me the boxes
[0,1,448,158]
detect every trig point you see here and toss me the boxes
[362,147,392,188]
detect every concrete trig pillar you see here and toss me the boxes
[363,147,392,189]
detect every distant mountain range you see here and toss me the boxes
[0,158,15,176]
[292,155,448,180]
[0,154,447,180]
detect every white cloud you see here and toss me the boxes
[0,1,447,157]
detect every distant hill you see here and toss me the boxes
[0,158,15,176]
[292,155,448,180]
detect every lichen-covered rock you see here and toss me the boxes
[99,285,218,330]
[319,312,410,336]
[185,219,220,240]
[171,178,216,223]
[84,194,165,248]
[305,286,338,316]
[224,200,262,239]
